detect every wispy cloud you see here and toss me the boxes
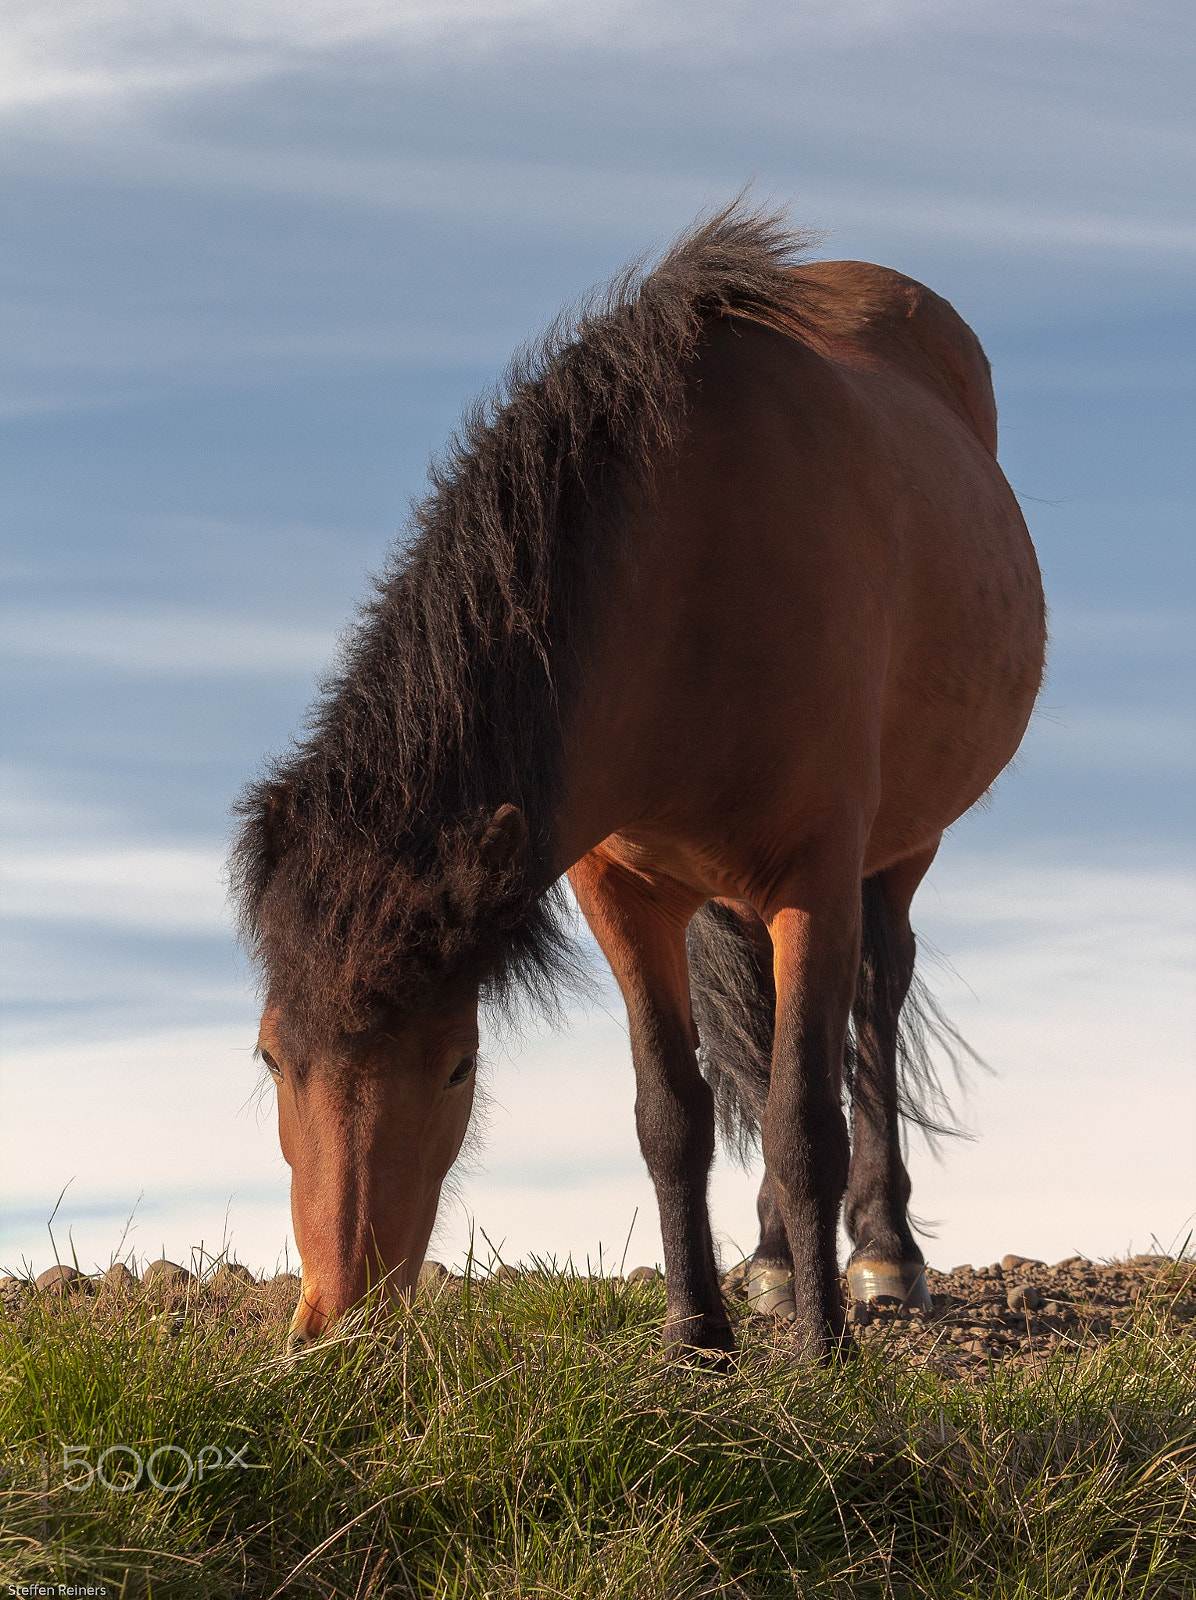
[0,608,337,676]
[0,1,1039,115]
[2,846,230,931]
[2,0,1190,411]
[1022,709,1196,773]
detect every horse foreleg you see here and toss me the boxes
[570,852,732,1356]
[761,871,859,1357]
[843,845,939,1310]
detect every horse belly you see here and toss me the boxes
[865,443,1045,870]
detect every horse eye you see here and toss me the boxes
[446,1054,477,1089]
[260,1049,282,1079]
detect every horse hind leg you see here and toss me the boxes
[843,847,940,1311]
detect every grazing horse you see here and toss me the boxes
[232,206,1045,1359]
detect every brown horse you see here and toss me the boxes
[232,206,1045,1359]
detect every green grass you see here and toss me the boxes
[1,1262,1194,1598]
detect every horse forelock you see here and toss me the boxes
[230,200,819,1047]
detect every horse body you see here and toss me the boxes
[553,264,1042,1351]
[559,261,1040,888]
[234,214,1044,1356]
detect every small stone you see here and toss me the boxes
[0,1275,32,1313]
[490,1264,522,1282]
[626,1265,663,1284]
[1007,1284,1042,1313]
[35,1264,93,1295]
[272,1271,301,1287]
[142,1259,193,1289]
[949,1264,975,1276]
[209,1263,255,1288]
[845,1302,873,1327]
[102,1262,137,1292]
[418,1259,449,1286]
[1001,1254,1046,1273]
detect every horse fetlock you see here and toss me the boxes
[843,1208,922,1267]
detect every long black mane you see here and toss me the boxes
[231,204,815,1049]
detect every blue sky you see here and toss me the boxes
[1,0,1192,1276]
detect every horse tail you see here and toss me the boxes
[686,900,776,1166]
[848,877,980,1143]
[687,882,975,1164]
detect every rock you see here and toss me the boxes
[1053,1255,1090,1270]
[272,1272,301,1287]
[35,1264,93,1295]
[418,1260,450,1286]
[210,1263,256,1288]
[1001,1254,1046,1273]
[0,1276,32,1314]
[490,1264,522,1282]
[142,1259,193,1289]
[102,1262,137,1292]
[1007,1284,1042,1313]
[626,1265,663,1284]
[949,1264,975,1276]
[845,1302,873,1327]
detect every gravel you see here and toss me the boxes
[5,1250,1190,1379]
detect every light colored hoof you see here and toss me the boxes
[745,1263,797,1320]
[846,1258,931,1311]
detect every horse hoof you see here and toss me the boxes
[846,1258,931,1311]
[745,1263,797,1320]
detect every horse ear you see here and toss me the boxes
[478,804,528,873]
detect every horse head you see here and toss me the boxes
[260,992,480,1348]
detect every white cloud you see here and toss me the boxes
[1,846,231,932]
[0,607,338,676]
[0,1024,290,1273]
[1017,706,1196,774]
[0,0,568,113]
[2,851,1191,1277]
[0,0,1005,116]
[1,0,1190,409]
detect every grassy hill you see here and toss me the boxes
[1,1255,1193,1597]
